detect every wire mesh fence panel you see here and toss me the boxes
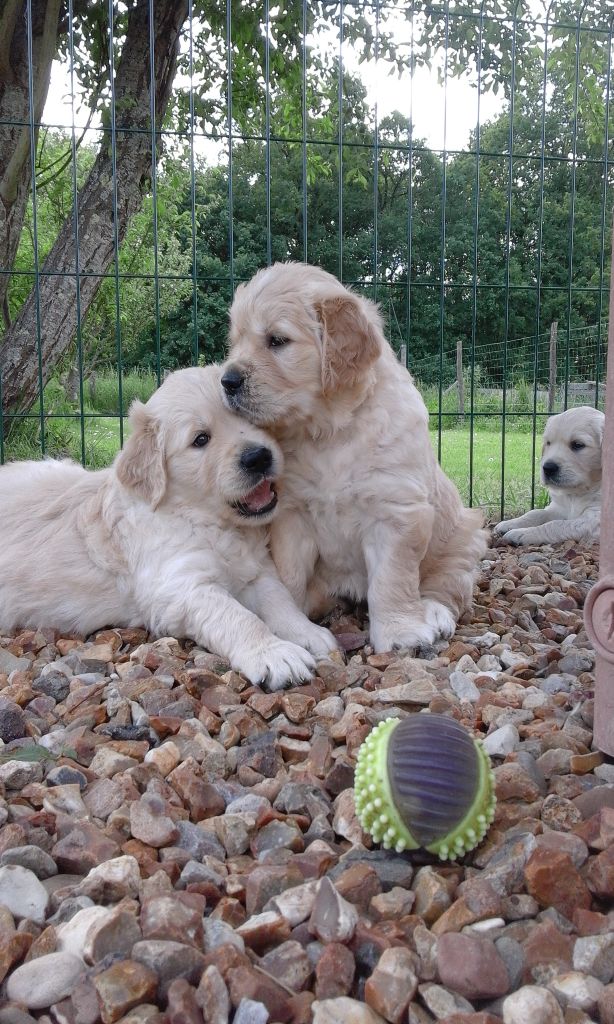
[0,0,612,517]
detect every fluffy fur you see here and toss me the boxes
[495,405,604,546]
[222,262,487,654]
[0,366,337,690]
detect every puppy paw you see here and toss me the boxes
[292,622,340,661]
[239,640,316,692]
[493,520,513,536]
[499,528,527,546]
[422,599,456,641]
[370,616,436,656]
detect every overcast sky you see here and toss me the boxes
[43,17,506,157]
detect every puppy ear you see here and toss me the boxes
[318,292,382,394]
[115,400,167,508]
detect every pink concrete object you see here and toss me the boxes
[584,217,614,755]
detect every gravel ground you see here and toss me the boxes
[0,540,613,1024]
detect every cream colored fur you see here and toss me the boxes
[495,405,603,546]
[0,366,337,690]
[222,262,487,654]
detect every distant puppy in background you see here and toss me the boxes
[221,262,487,655]
[495,405,604,546]
[0,366,337,690]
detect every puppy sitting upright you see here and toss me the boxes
[495,405,604,546]
[222,262,487,655]
[0,366,337,690]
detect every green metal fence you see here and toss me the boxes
[0,0,612,517]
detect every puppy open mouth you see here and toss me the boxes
[233,479,278,517]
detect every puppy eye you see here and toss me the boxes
[192,433,210,448]
[267,334,291,349]
[570,440,585,451]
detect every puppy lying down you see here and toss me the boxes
[495,405,604,546]
[0,366,337,690]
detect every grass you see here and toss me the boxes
[2,369,549,518]
[431,426,548,519]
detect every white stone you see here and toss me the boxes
[449,671,480,702]
[57,905,110,957]
[548,971,604,1012]
[6,952,86,1008]
[0,760,43,788]
[265,880,318,926]
[0,864,49,923]
[500,649,530,669]
[466,631,500,648]
[144,740,181,776]
[483,723,520,757]
[503,986,564,1024]
[84,855,141,898]
[312,997,386,1024]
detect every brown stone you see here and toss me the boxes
[140,895,204,949]
[585,845,614,898]
[522,921,574,983]
[494,763,543,802]
[259,940,312,993]
[335,864,382,910]
[524,849,591,919]
[412,867,452,926]
[167,978,204,1024]
[573,908,613,936]
[315,943,356,1000]
[236,910,291,951]
[245,864,304,917]
[226,965,293,1022]
[93,960,158,1024]
[196,965,230,1024]
[0,932,31,984]
[364,947,418,1023]
[52,822,120,874]
[436,932,510,1000]
[167,758,225,822]
[598,984,614,1024]
[201,943,251,981]
[370,887,415,921]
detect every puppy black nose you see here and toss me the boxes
[221,367,245,394]
[240,446,273,474]
[543,460,559,478]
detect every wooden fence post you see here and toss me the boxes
[548,321,558,413]
[583,219,614,755]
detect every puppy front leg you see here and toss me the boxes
[156,583,316,691]
[495,507,555,536]
[242,571,339,661]
[364,513,436,654]
[270,511,319,612]
[503,512,600,547]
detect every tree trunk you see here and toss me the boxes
[0,0,63,325]
[0,0,189,417]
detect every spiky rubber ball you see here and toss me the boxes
[354,714,496,860]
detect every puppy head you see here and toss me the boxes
[221,262,383,429]
[115,366,283,525]
[541,405,604,494]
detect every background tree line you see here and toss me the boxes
[1,0,612,418]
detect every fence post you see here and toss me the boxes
[398,344,407,366]
[456,338,464,421]
[583,219,614,756]
[548,321,558,413]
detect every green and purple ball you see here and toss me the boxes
[354,714,496,861]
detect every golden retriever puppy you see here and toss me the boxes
[221,263,487,654]
[0,366,337,690]
[495,405,604,546]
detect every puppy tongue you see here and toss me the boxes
[243,480,274,511]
